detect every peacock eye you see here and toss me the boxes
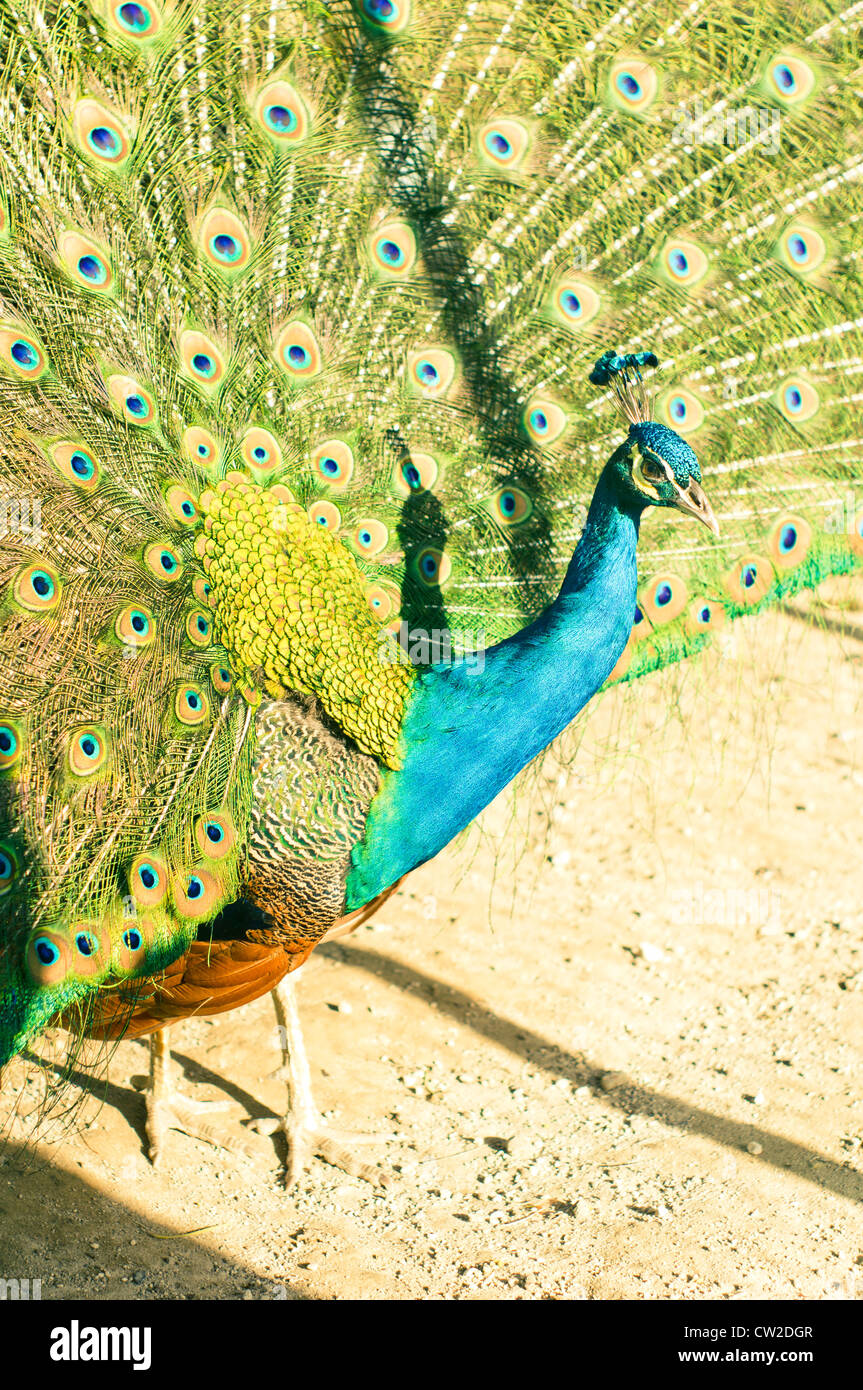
[640,455,666,482]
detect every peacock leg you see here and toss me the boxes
[255,973,391,1187]
[142,1026,234,1165]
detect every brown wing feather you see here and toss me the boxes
[64,878,405,1041]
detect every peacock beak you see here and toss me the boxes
[671,477,720,536]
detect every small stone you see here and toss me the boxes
[600,1071,627,1092]
[639,941,665,963]
[746,1141,763,1156]
[132,1270,147,1285]
[506,1134,540,1163]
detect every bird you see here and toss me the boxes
[0,0,860,1185]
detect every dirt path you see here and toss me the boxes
[2,590,862,1300]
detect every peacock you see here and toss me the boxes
[0,0,860,1185]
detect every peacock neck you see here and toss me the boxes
[346,459,643,906]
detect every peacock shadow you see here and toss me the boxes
[351,31,563,633]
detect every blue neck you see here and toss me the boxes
[346,462,642,906]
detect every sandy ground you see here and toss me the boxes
[1,581,862,1301]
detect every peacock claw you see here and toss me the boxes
[250,1113,394,1187]
[145,1093,234,1167]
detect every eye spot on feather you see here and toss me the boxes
[242,427,282,474]
[393,451,437,497]
[774,376,819,423]
[74,100,131,166]
[114,915,153,972]
[478,117,529,173]
[726,553,774,605]
[551,277,600,330]
[145,542,183,582]
[308,500,341,531]
[212,665,232,694]
[27,930,68,985]
[768,515,811,570]
[0,327,47,379]
[408,348,456,397]
[366,585,398,620]
[112,0,161,37]
[0,842,19,892]
[767,53,816,105]
[130,853,167,906]
[371,222,417,277]
[0,721,21,771]
[275,321,321,379]
[311,439,354,490]
[361,0,410,32]
[491,486,532,526]
[656,388,704,434]
[351,519,388,557]
[164,484,199,526]
[659,237,709,289]
[776,223,826,278]
[478,119,530,171]
[186,608,212,648]
[175,684,209,725]
[68,726,108,777]
[256,82,310,142]
[173,868,222,918]
[195,812,236,860]
[198,207,252,273]
[115,603,155,646]
[414,548,452,587]
[107,375,155,425]
[13,563,61,612]
[182,426,220,469]
[72,925,110,977]
[608,59,659,113]
[523,399,566,447]
[180,330,225,392]
[685,598,725,636]
[58,230,113,291]
[640,573,688,625]
[48,442,101,491]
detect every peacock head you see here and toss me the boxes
[591,350,719,535]
[625,419,719,534]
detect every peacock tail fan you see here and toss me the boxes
[341,0,863,660]
[0,0,860,1068]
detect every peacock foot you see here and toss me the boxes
[260,973,394,1188]
[133,1028,249,1167]
[249,1109,393,1188]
